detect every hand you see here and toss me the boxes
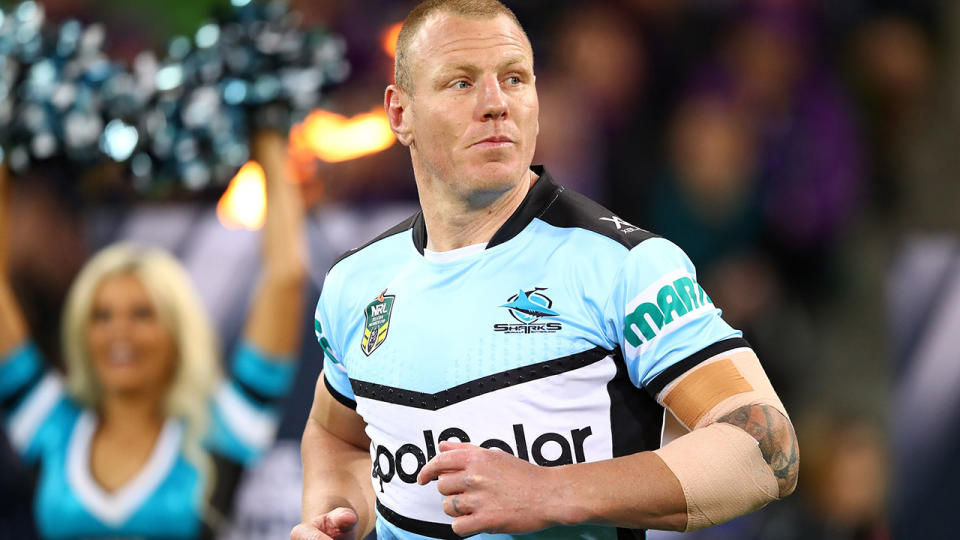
[416,441,566,536]
[290,507,359,540]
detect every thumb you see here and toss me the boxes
[312,507,358,536]
[329,507,359,529]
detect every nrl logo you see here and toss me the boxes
[361,289,395,356]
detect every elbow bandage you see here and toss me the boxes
[653,350,787,531]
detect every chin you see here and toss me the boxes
[96,369,156,397]
[472,160,528,188]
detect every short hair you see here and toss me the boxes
[395,0,528,92]
[62,243,222,496]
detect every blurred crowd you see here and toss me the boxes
[2,0,959,538]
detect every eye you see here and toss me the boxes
[506,76,522,85]
[91,308,111,323]
[454,80,471,90]
[131,305,156,321]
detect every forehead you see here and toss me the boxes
[409,13,532,73]
[95,273,150,302]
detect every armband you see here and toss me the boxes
[653,349,789,530]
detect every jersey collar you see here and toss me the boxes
[411,165,562,254]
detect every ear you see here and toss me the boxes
[385,85,414,147]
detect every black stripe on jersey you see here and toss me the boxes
[485,165,658,250]
[376,500,462,540]
[329,213,420,271]
[606,347,660,540]
[0,366,45,412]
[231,379,274,408]
[486,165,564,249]
[534,170,658,250]
[324,372,358,410]
[644,337,752,398]
[617,528,646,540]
[350,346,611,410]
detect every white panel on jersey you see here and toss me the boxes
[357,355,617,525]
[8,373,63,453]
[214,382,278,451]
[67,412,183,526]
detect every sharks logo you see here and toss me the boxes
[502,288,558,323]
[495,288,562,334]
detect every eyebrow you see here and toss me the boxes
[436,55,531,79]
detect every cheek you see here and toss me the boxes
[86,324,107,351]
[142,323,178,375]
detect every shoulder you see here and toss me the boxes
[327,212,420,275]
[537,185,658,250]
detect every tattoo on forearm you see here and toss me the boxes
[718,404,799,496]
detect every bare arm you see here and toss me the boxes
[294,376,376,540]
[557,350,798,529]
[415,436,687,535]
[417,350,798,535]
[242,131,308,356]
[0,163,28,355]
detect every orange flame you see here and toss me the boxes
[382,22,402,58]
[217,161,265,230]
[290,107,396,163]
[219,105,397,230]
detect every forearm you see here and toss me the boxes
[0,164,27,355]
[301,417,377,539]
[547,403,797,532]
[550,451,687,531]
[243,131,307,355]
[0,278,28,355]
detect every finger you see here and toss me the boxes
[436,471,472,495]
[437,440,477,453]
[290,523,329,540]
[452,514,490,537]
[417,450,472,485]
[442,494,473,518]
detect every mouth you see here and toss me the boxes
[104,342,137,367]
[472,136,514,148]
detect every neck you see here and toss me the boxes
[98,392,165,434]
[416,167,538,252]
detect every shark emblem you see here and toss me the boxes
[501,288,559,324]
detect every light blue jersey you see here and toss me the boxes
[315,167,750,540]
[0,341,294,539]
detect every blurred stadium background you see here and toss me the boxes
[2,0,958,538]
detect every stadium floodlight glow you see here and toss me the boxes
[217,160,266,231]
[289,107,396,163]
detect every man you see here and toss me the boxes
[292,1,798,539]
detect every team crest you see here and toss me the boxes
[494,287,563,334]
[361,289,395,356]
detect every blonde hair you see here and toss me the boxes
[395,0,529,92]
[61,243,222,504]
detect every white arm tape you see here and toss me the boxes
[654,422,780,531]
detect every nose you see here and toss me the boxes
[477,75,507,121]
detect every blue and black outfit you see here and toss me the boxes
[314,167,753,540]
[0,341,294,538]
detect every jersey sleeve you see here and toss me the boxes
[207,342,295,464]
[315,272,355,410]
[1,342,70,462]
[606,237,749,397]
